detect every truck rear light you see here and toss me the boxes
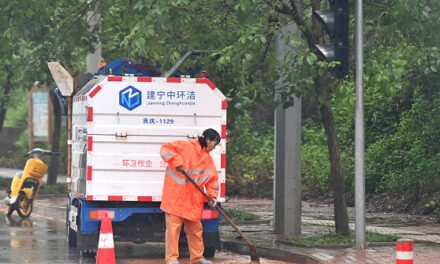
[202,209,219,219]
[89,210,115,220]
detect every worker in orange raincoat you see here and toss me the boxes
[160,128,221,264]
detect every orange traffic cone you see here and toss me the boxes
[96,215,116,264]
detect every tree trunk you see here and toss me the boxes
[320,103,350,235]
[0,69,13,135]
[47,99,61,185]
[271,0,350,235]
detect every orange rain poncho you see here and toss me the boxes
[160,139,219,222]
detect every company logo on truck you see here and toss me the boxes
[120,86,142,111]
[145,90,196,106]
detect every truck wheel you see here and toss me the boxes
[16,193,33,218]
[74,202,95,258]
[66,200,77,248]
[203,246,216,258]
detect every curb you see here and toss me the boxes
[275,239,404,249]
[222,241,321,264]
[220,219,271,225]
[276,239,354,249]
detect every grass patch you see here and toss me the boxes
[0,177,12,188]
[223,208,260,221]
[0,156,26,170]
[0,176,67,195]
[286,231,400,245]
[38,183,68,194]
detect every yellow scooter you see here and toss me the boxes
[4,148,57,218]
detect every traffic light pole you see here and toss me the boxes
[354,0,366,249]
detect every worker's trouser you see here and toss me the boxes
[165,213,204,264]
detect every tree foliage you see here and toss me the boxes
[303,0,440,208]
[0,0,95,133]
[1,0,440,219]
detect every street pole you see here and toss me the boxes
[67,97,72,191]
[86,0,101,73]
[355,0,366,249]
[273,21,302,236]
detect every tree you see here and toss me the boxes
[1,0,437,225]
[90,0,350,234]
[0,0,96,184]
[361,1,440,198]
[268,0,349,235]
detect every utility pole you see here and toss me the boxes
[355,0,366,249]
[273,21,302,236]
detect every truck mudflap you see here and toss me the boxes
[201,204,223,256]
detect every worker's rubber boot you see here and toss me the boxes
[196,259,212,264]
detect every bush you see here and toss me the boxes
[365,92,440,196]
[226,114,273,198]
[0,124,68,175]
[302,125,331,196]
[39,183,68,194]
[0,129,29,169]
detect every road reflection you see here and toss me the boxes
[5,216,33,227]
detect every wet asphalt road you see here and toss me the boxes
[0,213,94,264]
[0,208,292,264]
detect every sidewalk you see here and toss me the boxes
[29,196,440,263]
[220,198,440,264]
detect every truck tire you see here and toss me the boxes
[80,249,97,258]
[66,200,77,248]
[203,246,216,258]
[74,202,97,258]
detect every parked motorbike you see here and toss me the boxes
[4,148,58,218]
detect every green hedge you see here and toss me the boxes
[226,114,273,198]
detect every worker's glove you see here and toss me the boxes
[208,198,217,208]
[176,165,184,173]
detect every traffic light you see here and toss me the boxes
[313,0,349,78]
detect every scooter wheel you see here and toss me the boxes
[16,193,33,218]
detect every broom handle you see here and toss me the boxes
[180,169,257,248]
